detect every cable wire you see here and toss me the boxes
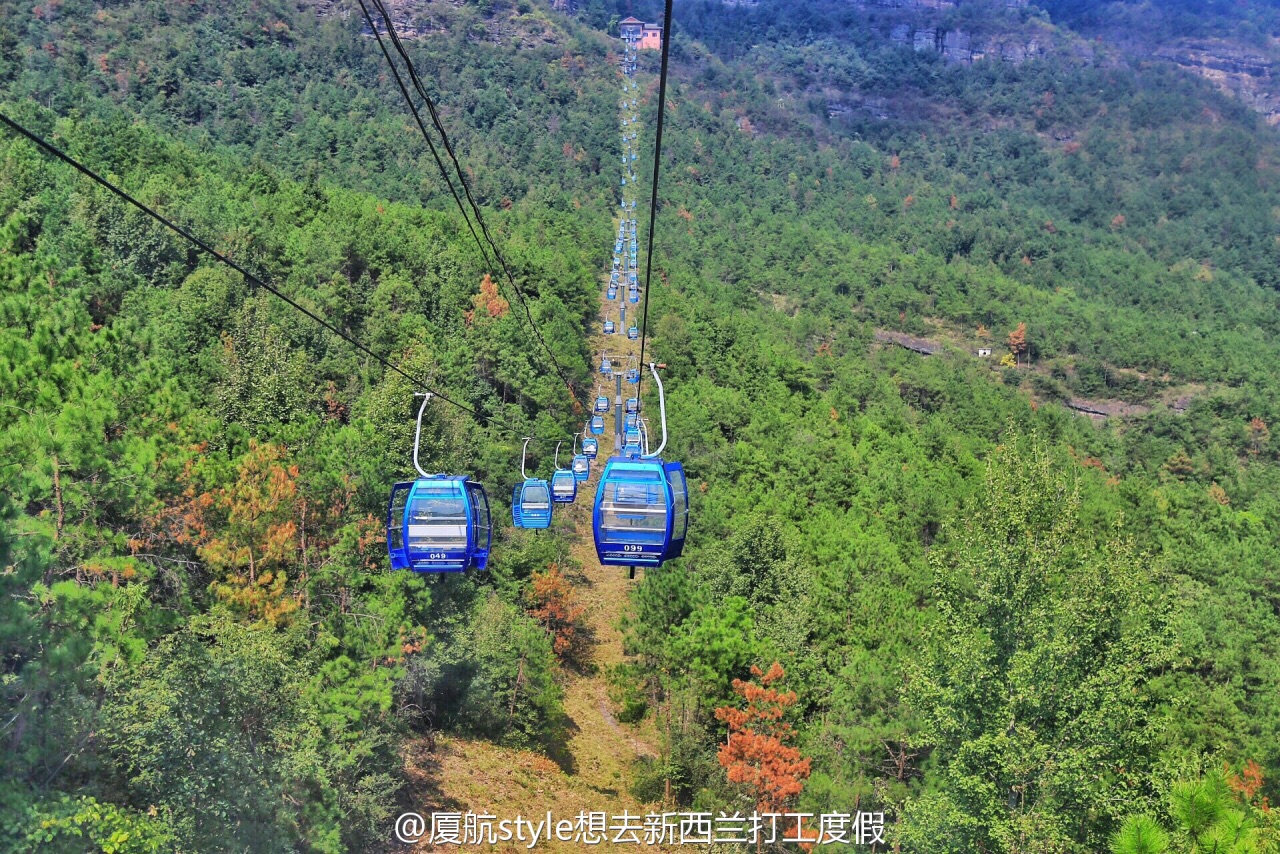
[355,0,493,271]
[636,0,675,401]
[0,110,547,440]
[360,0,586,413]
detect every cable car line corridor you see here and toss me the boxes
[543,30,668,790]
[402,23,683,829]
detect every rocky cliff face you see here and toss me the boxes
[885,21,1051,64]
[851,0,1280,124]
[848,0,1059,68]
[1155,38,1280,125]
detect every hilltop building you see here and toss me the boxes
[619,16,662,50]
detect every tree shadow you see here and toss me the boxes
[541,710,580,775]
[562,621,602,679]
[401,737,467,815]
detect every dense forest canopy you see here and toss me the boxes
[3,0,1280,851]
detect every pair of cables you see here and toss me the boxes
[355,0,585,415]
[1,0,679,439]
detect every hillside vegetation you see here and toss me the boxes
[3,0,1280,851]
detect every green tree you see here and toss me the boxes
[98,612,327,851]
[1112,765,1280,854]
[456,592,565,748]
[902,428,1175,853]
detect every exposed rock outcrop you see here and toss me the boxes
[1156,38,1280,125]
[887,21,1048,65]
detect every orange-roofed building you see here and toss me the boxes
[619,16,662,50]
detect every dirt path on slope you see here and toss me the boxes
[402,452,662,853]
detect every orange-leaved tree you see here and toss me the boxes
[715,662,811,850]
[472,273,509,320]
[1249,416,1270,456]
[1007,322,1028,366]
[525,564,585,662]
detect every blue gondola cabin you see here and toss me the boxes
[512,480,553,529]
[387,477,492,572]
[551,470,577,503]
[592,458,689,569]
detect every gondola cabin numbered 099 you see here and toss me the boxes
[592,458,688,570]
[590,364,690,575]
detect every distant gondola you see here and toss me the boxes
[572,453,590,483]
[550,442,577,504]
[512,439,552,530]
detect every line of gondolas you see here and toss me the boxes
[386,1,688,580]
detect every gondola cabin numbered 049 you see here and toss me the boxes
[386,393,492,572]
[387,477,492,572]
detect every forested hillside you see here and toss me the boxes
[3,0,1280,851]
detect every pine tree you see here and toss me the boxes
[198,441,302,625]
[715,662,811,851]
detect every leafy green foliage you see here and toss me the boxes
[20,794,172,854]
[5,0,1280,849]
[902,430,1174,852]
